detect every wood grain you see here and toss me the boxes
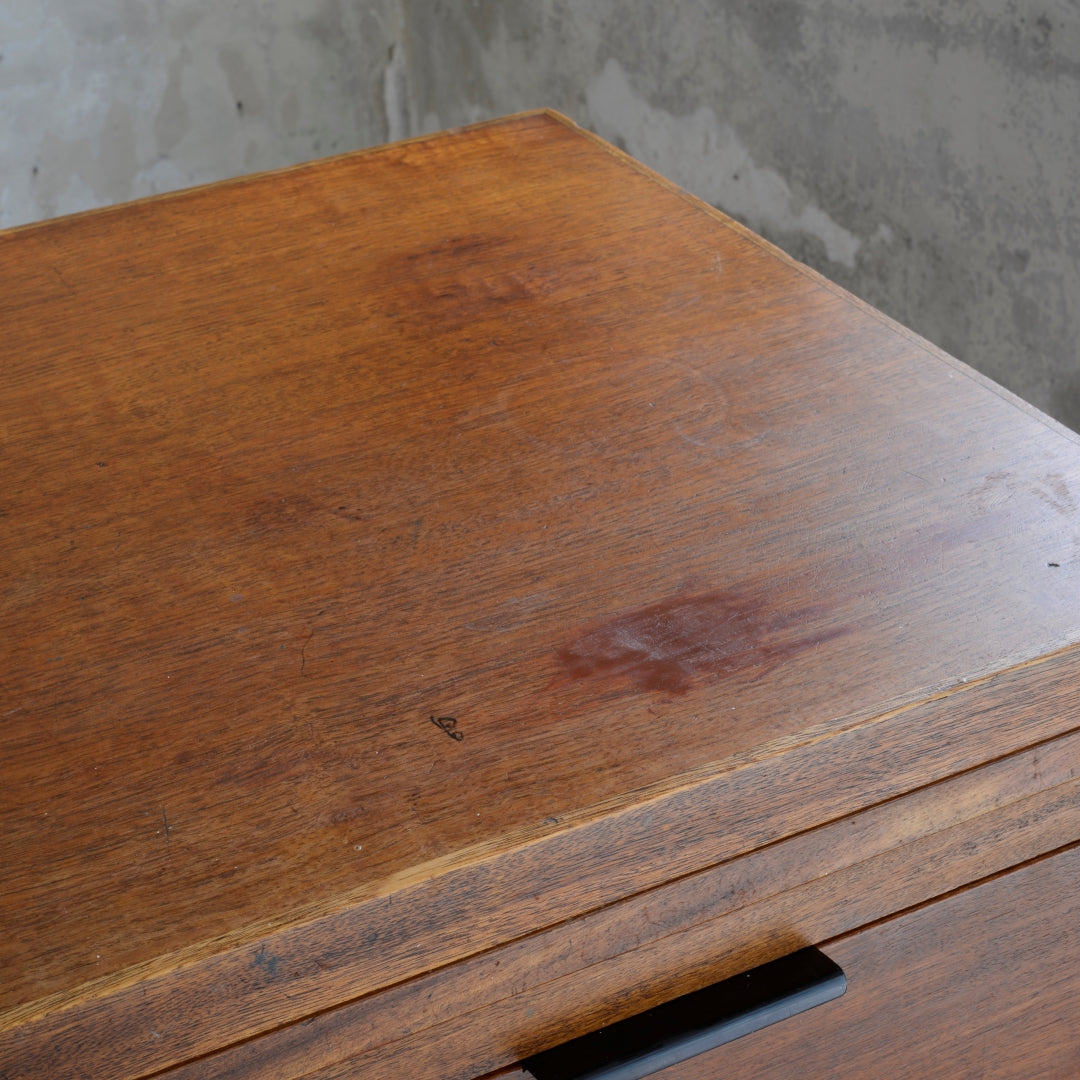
[661,841,1080,1079]
[151,726,1080,1079]
[3,111,1080,1078]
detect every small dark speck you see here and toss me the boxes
[1048,562,1060,567]
[32,165,39,177]
[96,461,107,467]
[236,100,244,113]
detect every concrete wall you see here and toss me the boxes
[0,0,402,225]
[3,2,1079,429]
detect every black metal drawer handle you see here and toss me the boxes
[521,946,846,1080]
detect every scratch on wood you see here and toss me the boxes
[161,807,172,848]
[300,627,315,675]
[51,263,76,296]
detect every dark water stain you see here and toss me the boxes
[384,233,551,330]
[557,590,846,695]
[252,945,283,979]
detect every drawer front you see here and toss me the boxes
[646,842,1080,1079]
[150,737,1080,1080]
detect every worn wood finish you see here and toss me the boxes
[661,842,1080,1079]
[3,111,1080,1078]
[8,647,1080,1078]
[153,727,1080,1080]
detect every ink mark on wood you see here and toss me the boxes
[430,716,464,741]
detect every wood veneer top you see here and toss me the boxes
[2,111,1079,1076]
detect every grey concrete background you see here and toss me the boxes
[0,0,403,223]
[3,1,1078,429]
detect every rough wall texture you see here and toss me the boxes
[0,0,401,226]
[2,1,1078,427]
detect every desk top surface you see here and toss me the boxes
[2,111,1079,1078]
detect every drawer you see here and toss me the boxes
[512,842,1080,1080]
[149,730,1080,1080]
[703,841,1080,1079]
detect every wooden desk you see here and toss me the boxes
[2,111,1078,1080]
